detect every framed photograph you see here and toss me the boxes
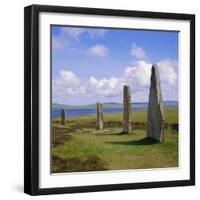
[24,4,195,195]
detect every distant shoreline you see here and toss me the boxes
[52,101,178,110]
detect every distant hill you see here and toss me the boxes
[52,102,122,110]
[52,101,178,110]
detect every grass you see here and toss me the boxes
[51,108,178,173]
[52,108,178,127]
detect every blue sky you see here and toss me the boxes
[52,26,178,105]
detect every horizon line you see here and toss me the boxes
[52,100,178,107]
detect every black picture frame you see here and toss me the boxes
[24,4,195,196]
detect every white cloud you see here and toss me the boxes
[87,76,123,97]
[86,58,177,99]
[52,28,83,51]
[123,60,152,89]
[86,29,107,38]
[53,70,85,97]
[53,58,178,102]
[131,43,147,60]
[123,59,177,101]
[158,58,177,86]
[60,27,84,42]
[124,58,177,88]
[52,37,68,50]
[52,27,108,51]
[132,91,150,102]
[86,44,109,57]
[60,28,107,41]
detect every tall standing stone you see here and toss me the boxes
[61,109,65,125]
[97,101,104,129]
[123,85,132,133]
[147,65,165,142]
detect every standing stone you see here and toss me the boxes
[123,85,132,133]
[61,109,65,125]
[147,65,165,142]
[97,101,104,129]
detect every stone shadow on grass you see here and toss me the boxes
[105,137,159,146]
[95,131,135,136]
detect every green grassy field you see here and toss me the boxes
[52,108,178,173]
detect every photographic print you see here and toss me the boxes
[51,26,179,173]
[24,5,195,195]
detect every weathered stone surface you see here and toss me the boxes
[147,65,165,142]
[61,109,66,125]
[123,85,132,133]
[97,101,104,129]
